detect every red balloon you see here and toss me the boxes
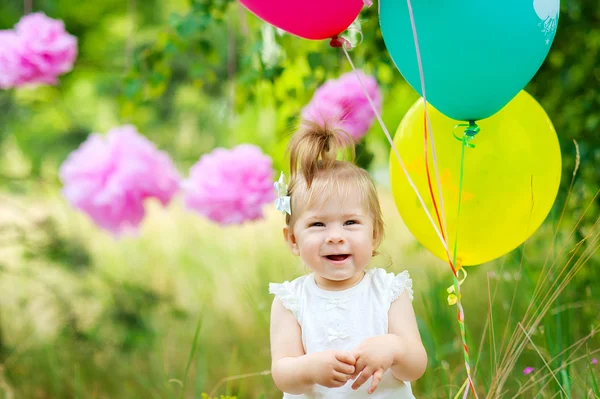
[239,0,365,41]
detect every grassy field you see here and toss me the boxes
[0,182,598,399]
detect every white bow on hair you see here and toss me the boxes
[274,172,291,215]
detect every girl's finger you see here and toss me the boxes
[368,368,384,394]
[351,367,373,390]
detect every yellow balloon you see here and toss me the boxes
[390,91,561,266]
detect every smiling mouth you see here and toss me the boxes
[325,254,350,261]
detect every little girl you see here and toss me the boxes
[269,121,427,398]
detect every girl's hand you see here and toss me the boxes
[350,335,402,394]
[306,350,357,388]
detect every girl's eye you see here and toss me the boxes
[310,222,324,227]
[345,220,358,226]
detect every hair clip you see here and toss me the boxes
[274,172,291,215]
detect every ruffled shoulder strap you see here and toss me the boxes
[269,276,307,320]
[371,268,414,303]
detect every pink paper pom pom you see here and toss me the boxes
[182,144,275,225]
[14,12,78,85]
[0,12,77,89]
[301,70,382,141]
[59,125,181,236]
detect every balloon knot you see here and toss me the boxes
[454,257,463,271]
[330,36,352,49]
[453,121,480,148]
[465,120,480,137]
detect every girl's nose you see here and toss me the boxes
[326,227,345,244]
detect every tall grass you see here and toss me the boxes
[0,176,598,398]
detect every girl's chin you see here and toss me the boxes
[317,269,365,288]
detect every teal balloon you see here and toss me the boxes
[380,0,559,121]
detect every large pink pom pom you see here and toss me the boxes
[59,125,181,236]
[182,144,275,225]
[15,12,78,85]
[0,12,77,89]
[301,70,382,141]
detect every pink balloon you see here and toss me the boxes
[239,0,365,40]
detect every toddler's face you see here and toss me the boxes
[285,193,375,290]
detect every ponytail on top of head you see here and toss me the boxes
[284,120,384,254]
[287,120,355,188]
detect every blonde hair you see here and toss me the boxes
[285,120,385,251]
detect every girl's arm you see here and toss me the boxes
[270,297,314,394]
[388,291,428,381]
[270,298,356,394]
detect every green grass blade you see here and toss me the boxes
[179,315,203,399]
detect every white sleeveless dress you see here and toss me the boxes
[269,268,416,399]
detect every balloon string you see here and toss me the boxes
[405,0,478,394]
[451,125,479,399]
[423,111,452,272]
[404,0,449,247]
[453,378,470,399]
[341,47,451,261]
[423,121,478,399]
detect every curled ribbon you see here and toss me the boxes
[330,21,365,49]
[447,267,468,306]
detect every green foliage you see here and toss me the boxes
[2,0,597,191]
[22,217,92,273]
